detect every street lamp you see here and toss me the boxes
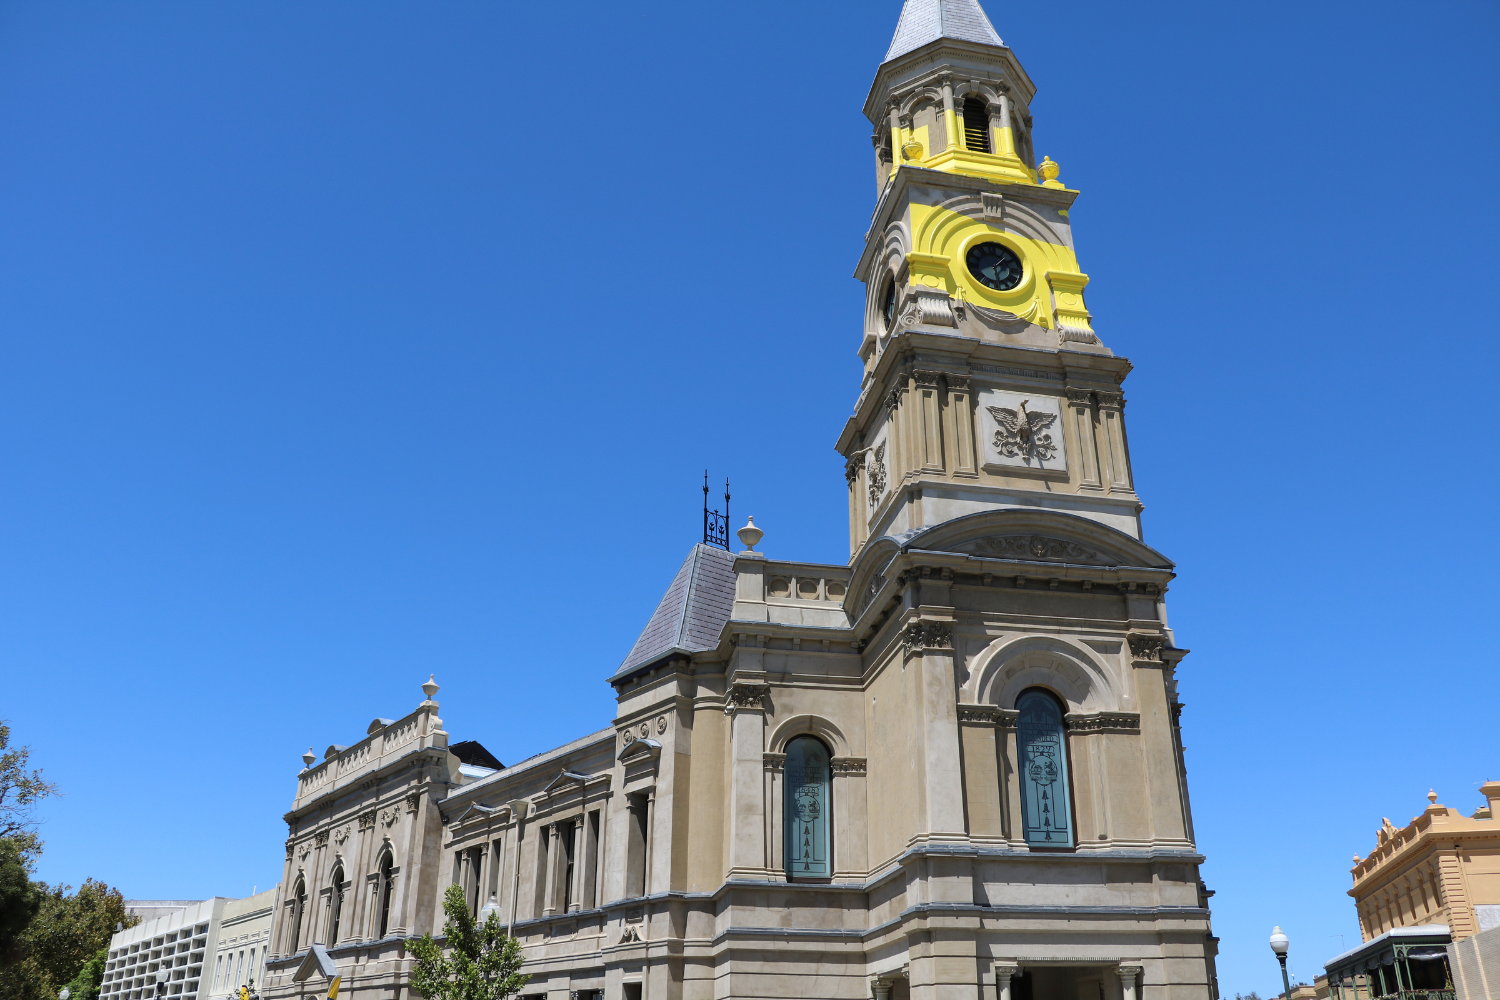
[1269,926,1293,1000]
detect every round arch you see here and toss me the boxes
[767,714,850,757]
[969,633,1123,713]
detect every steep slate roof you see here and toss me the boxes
[885,0,1003,62]
[612,543,736,682]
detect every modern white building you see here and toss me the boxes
[100,891,276,1000]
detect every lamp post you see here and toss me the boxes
[1270,926,1293,1000]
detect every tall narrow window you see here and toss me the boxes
[1017,689,1074,847]
[289,878,307,952]
[783,736,832,879]
[625,794,648,897]
[327,866,344,945]
[376,854,394,938]
[562,820,577,911]
[962,97,991,153]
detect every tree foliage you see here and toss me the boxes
[61,945,109,1000]
[0,721,61,861]
[0,835,40,966]
[409,884,528,1000]
[0,879,134,1000]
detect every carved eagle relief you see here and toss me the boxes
[986,399,1058,462]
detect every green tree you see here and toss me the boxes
[409,884,528,1000]
[60,945,109,1000]
[0,721,61,865]
[0,835,40,966]
[0,878,134,1000]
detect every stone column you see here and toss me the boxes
[992,97,1015,157]
[994,964,1019,1000]
[726,679,770,878]
[906,621,966,842]
[568,819,585,912]
[940,77,957,152]
[947,375,976,475]
[1095,391,1133,492]
[542,823,561,916]
[914,370,944,471]
[1066,387,1103,489]
[1116,965,1142,1000]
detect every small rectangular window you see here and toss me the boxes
[962,98,991,154]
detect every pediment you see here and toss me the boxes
[902,509,1172,570]
[542,769,593,795]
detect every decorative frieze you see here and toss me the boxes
[1064,712,1141,734]
[830,757,868,775]
[965,534,1107,564]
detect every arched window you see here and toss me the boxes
[881,278,897,331]
[783,736,832,879]
[1016,689,1073,847]
[962,97,991,153]
[289,877,307,952]
[376,853,395,938]
[327,865,345,945]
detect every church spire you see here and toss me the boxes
[884,0,1003,63]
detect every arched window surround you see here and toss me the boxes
[782,735,833,882]
[327,864,346,946]
[374,849,396,940]
[288,876,307,953]
[1015,687,1076,850]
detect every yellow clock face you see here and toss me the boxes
[966,241,1023,291]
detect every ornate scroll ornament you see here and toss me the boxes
[358,810,376,830]
[1128,632,1167,662]
[969,535,1107,564]
[1065,712,1141,734]
[987,399,1058,461]
[867,442,888,508]
[620,727,636,746]
[379,806,399,828]
[723,683,770,715]
[297,841,312,863]
[619,925,642,944]
[333,825,351,847]
[967,302,1034,333]
[314,830,329,847]
[902,621,953,653]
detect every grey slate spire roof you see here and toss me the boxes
[884,0,1003,62]
[611,543,736,683]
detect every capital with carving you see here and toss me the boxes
[1095,390,1125,410]
[1065,387,1094,407]
[902,620,954,655]
[723,682,770,715]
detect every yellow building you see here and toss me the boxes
[1350,784,1500,941]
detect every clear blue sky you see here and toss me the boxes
[1,2,1495,996]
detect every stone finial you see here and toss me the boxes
[422,674,440,701]
[737,516,764,552]
[1428,789,1439,804]
[1353,855,1361,864]
[1039,155,1063,189]
[901,137,924,161]
[301,747,315,769]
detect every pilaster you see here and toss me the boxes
[725,673,771,878]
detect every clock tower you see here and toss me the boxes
[840,0,1135,559]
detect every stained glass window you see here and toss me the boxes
[1017,689,1073,847]
[784,736,831,878]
